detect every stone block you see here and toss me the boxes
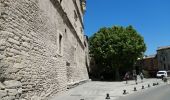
[0,39,6,46]
[1,96,16,100]
[0,82,5,90]
[13,44,21,51]
[0,31,14,37]
[0,54,5,60]
[5,52,14,57]
[31,95,41,100]
[20,51,29,56]
[20,46,29,52]
[6,89,18,96]
[20,99,27,100]
[14,36,20,40]
[22,36,31,42]
[5,42,12,47]
[7,38,20,45]
[4,80,22,89]
[0,90,7,98]
[9,48,21,55]
[15,76,22,81]
[13,63,24,69]
[22,42,31,49]
[0,45,6,51]
[6,67,20,73]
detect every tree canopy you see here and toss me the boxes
[89,25,146,80]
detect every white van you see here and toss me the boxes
[156,71,168,78]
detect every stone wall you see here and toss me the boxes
[0,0,89,99]
[157,48,170,70]
[0,80,22,100]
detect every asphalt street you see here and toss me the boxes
[117,84,170,100]
[50,79,164,100]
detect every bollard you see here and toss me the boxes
[157,82,159,85]
[105,93,110,99]
[80,99,84,100]
[134,87,137,91]
[142,85,144,89]
[148,84,150,88]
[163,77,167,82]
[153,83,155,86]
[123,90,127,95]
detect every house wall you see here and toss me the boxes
[157,48,170,70]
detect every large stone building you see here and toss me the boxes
[0,0,89,99]
[136,55,158,77]
[157,46,170,71]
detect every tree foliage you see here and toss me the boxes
[89,25,146,80]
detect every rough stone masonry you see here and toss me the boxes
[0,0,89,99]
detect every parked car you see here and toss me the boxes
[156,71,168,78]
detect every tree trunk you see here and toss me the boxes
[115,67,120,81]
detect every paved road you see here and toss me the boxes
[117,84,170,100]
[50,79,164,100]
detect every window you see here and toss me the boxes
[84,41,86,47]
[57,30,63,56]
[80,27,83,34]
[66,61,70,66]
[65,29,67,33]
[74,10,78,21]
[74,47,76,63]
[163,57,165,61]
[60,0,62,3]
[168,64,170,70]
[164,64,166,70]
[59,34,62,54]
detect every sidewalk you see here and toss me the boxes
[49,78,165,100]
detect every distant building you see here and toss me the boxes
[136,55,158,77]
[157,46,170,70]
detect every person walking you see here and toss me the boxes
[140,72,144,82]
[124,72,130,84]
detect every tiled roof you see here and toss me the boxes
[143,54,156,59]
[157,46,170,50]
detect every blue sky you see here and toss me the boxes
[84,0,170,55]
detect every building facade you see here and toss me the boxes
[157,46,170,71]
[0,0,89,99]
[136,55,158,77]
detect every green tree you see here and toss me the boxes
[89,25,146,80]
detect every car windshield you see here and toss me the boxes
[157,72,165,74]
